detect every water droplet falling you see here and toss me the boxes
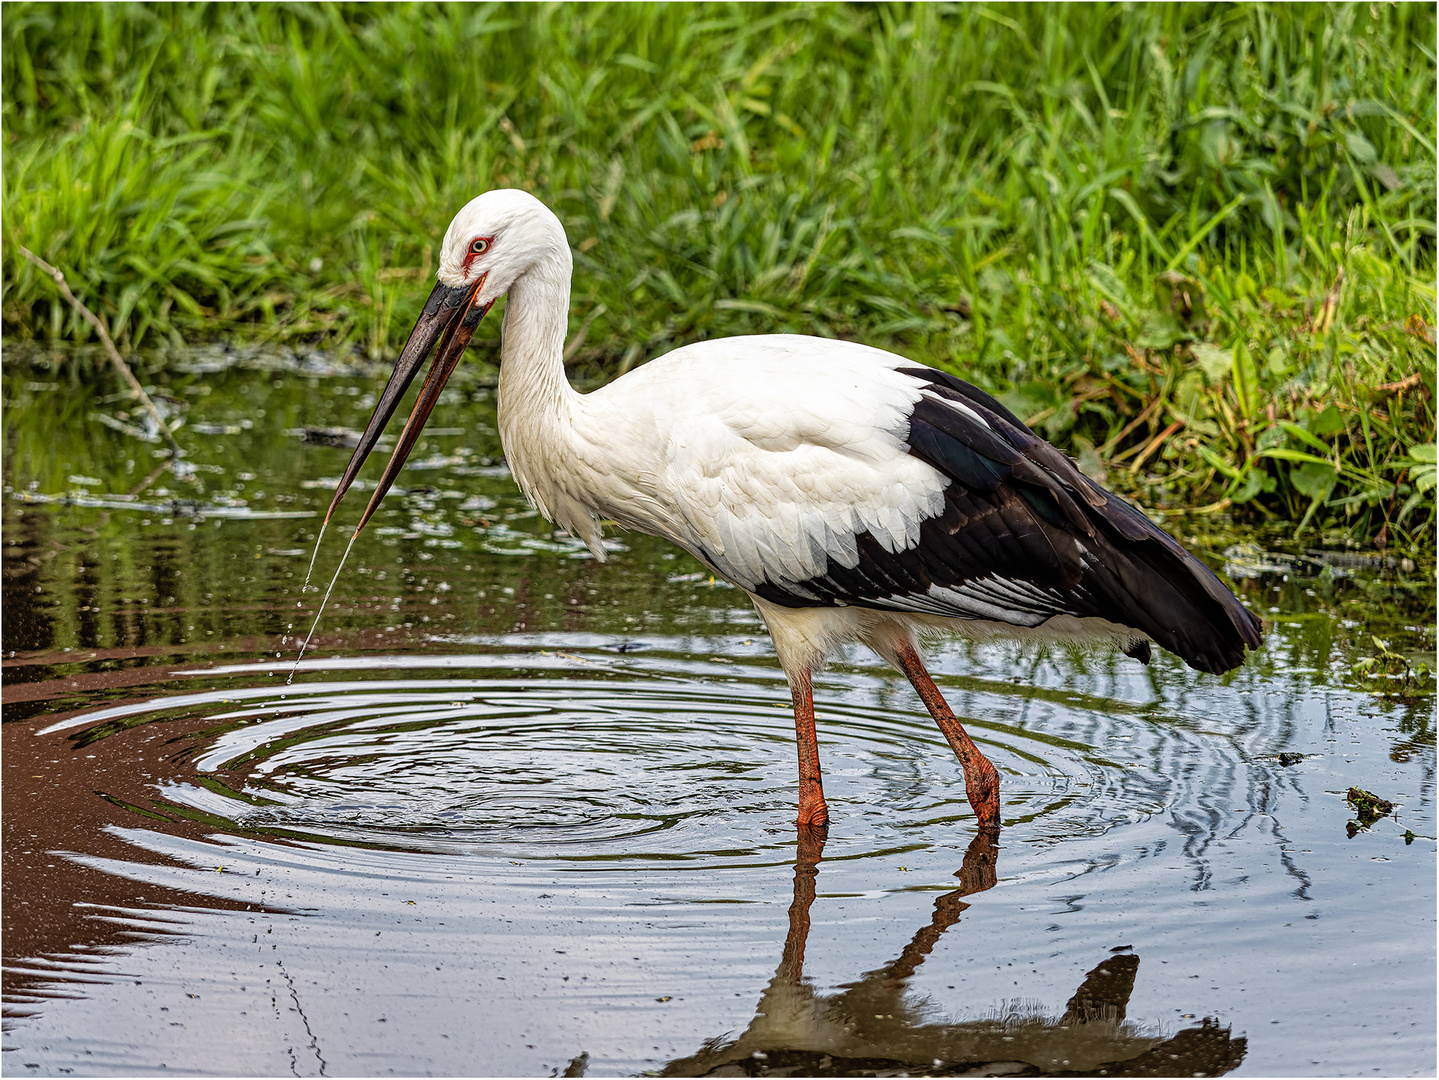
[289,528,359,685]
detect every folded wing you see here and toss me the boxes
[658,349,1260,675]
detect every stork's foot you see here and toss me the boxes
[964,753,1002,834]
[796,794,830,830]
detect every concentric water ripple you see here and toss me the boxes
[10,635,1435,1077]
[34,642,1252,869]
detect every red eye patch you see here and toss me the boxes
[461,236,494,275]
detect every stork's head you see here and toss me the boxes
[324,189,568,534]
[436,188,569,309]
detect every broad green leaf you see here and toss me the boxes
[1406,442,1437,463]
[1401,441,1437,494]
[1229,466,1276,504]
[1398,490,1428,522]
[1137,311,1183,350]
[1310,405,1345,437]
[1191,342,1232,384]
[1260,286,1295,309]
[1087,261,1131,306]
[1176,369,1206,419]
[1257,424,1289,450]
[1345,131,1378,164]
[1258,185,1282,231]
[1290,461,1338,498]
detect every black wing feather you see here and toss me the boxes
[750,365,1262,675]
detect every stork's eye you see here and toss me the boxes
[470,238,489,255]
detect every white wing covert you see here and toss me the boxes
[645,340,947,593]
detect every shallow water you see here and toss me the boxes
[3,350,1435,1077]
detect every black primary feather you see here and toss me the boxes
[749,366,1262,675]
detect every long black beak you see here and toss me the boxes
[325,275,492,535]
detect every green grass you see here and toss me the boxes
[3,2,1435,548]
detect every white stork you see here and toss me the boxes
[321,188,1262,835]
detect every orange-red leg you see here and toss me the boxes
[894,644,1001,832]
[790,669,829,829]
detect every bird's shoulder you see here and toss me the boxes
[603,335,917,421]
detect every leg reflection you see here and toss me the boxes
[775,824,825,986]
[953,827,997,897]
[661,831,1245,1077]
[873,830,1000,989]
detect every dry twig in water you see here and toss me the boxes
[1128,418,1186,474]
[18,244,183,456]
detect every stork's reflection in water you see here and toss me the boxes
[662,831,1245,1078]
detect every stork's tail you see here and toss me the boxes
[1081,490,1262,674]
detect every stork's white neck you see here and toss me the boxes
[494,245,600,547]
[496,247,575,419]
